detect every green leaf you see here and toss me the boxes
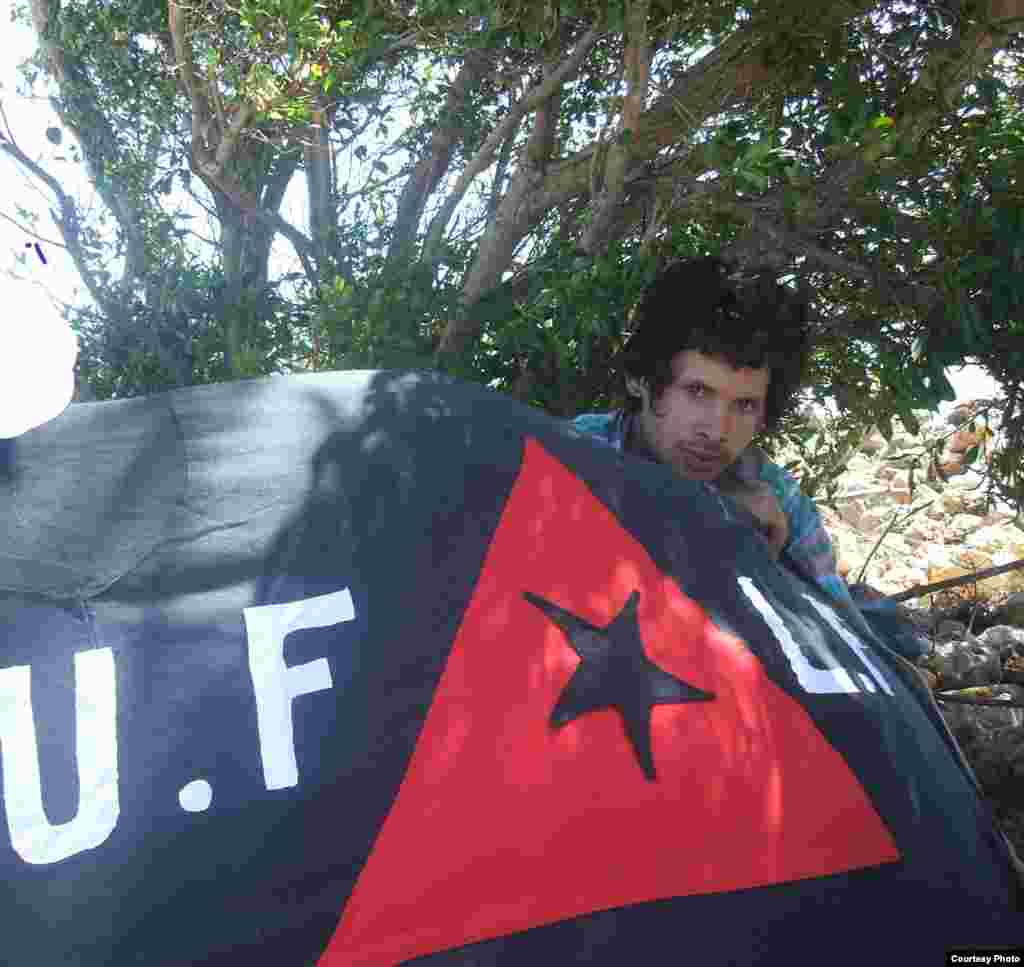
[898,408,920,436]
[737,170,769,192]
[963,444,981,466]
[877,414,893,442]
[958,301,984,352]
[746,137,774,162]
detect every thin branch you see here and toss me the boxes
[887,558,1024,603]
[935,694,1024,710]
[211,101,257,173]
[581,0,652,253]
[0,136,108,311]
[0,209,66,248]
[387,48,493,264]
[738,208,939,312]
[423,23,601,262]
[0,102,20,149]
[855,500,934,585]
[486,113,518,227]
[180,226,218,247]
[249,207,317,286]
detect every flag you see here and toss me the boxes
[0,370,1019,966]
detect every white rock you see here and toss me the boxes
[929,637,1002,688]
[860,506,895,533]
[861,429,886,454]
[789,395,1023,610]
[913,483,942,506]
[946,513,986,542]
[965,524,1015,552]
[839,499,865,528]
[926,546,956,570]
[880,534,911,556]
[879,565,926,593]
[904,516,945,545]
[949,548,994,571]
[979,625,1024,653]
[941,492,970,514]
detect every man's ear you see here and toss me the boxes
[625,376,647,402]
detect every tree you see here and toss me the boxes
[4,0,1024,511]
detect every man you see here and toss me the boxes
[572,257,858,609]
[572,258,941,663]
[572,257,1024,883]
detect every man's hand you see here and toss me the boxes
[853,583,886,602]
[718,481,789,560]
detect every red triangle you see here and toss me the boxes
[319,438,899,965]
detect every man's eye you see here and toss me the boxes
[686,384,707,398]
[739,400,759,413]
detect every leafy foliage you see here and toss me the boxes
[4,0,1024,513]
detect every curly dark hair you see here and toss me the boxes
[618,257,812,432]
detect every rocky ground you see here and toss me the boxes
[778,399,1024,856]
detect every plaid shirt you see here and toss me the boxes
[570,410,856,610]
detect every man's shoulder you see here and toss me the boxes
[570,411,616,430]
[569,410,627,448]
[746,448,804,505]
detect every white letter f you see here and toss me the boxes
[243,589,356,791]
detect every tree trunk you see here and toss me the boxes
[305,102,336,277]
[437,69,564,363]
[387,50,492,266]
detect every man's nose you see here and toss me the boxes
[695,403,733,442]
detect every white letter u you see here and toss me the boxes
[0,648,119,865]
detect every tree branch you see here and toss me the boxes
[251,207,318,287]
[887,558,1024,603]
[934,693,1024,709]
[387,48,494,264]
[423,23,601,264]
[0,208,66,249]
[486,103,519,229]
[727,206,940,312]
[168,0,212,157]
[0,133,108,312]
[580,0,651,253]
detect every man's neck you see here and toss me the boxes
[624,417,662,465]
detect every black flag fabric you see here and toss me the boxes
[0,370,1020,966]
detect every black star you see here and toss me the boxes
[523,589,715,781]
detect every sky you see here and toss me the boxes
[0,0,1005,429]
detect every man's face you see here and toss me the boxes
[626,350,770,482]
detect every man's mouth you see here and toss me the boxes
[677,446,723,473]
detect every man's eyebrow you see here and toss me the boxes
[681,379,762,404]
